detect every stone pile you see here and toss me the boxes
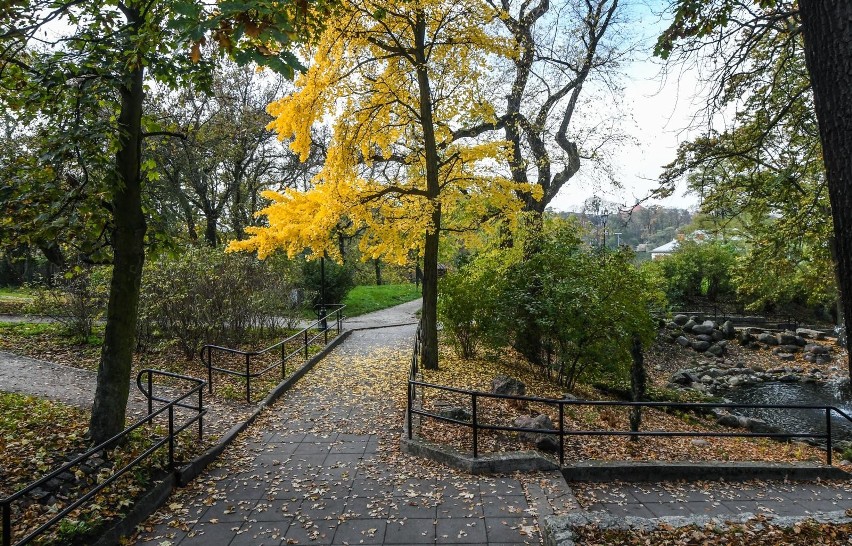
[662,314,835,364]
[668,360,828,396]
[661,315,737,356]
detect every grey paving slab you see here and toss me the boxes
[383,518,436,544]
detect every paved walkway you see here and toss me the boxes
[136,324,541,545]
[574,480,852,519]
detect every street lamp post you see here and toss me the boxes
[601,208,609,248]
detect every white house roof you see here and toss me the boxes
[650,240,680,254]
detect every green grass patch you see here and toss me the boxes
[342,283,420,317]
[0,321,62,337]
[0,286,37,300]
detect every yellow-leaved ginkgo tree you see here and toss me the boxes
[229,0,540,369]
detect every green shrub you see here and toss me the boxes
[438,247,514,359]
[139,247,301,358]
[644,240,738,307]
[32,265,109,341]
[301,257,355,308]
[442,217,665,388]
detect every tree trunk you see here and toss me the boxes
[414,9,441,371]
[629,334,646,441]
[374,258,382,286]
[204,213,218,247]
[89,51,146,445]
[421,207,441,370]
[799,0,852,376]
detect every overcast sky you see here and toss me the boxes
[548,1,705,213]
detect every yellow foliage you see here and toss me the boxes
[228,0,539,263]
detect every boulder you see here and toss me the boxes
[758,333,780,346]
[712,330,726,342]
[514,414,559,452]
[797,328,827,341]
[673,314,689,326]
[491,375,526,397]
[692,322,716,335]
[691,340,711,352]
[805,344,830,355]
[716,414,740,428]
[776,344,801,353]
[707,343,724,357]
[739,331,755,345]
[777,353,796,362]
[695,334,714,342]
[671,370,698,386]
[779,332,799,345]
[435,405,472,422]
[675,335,691,348]
[682,319,697,333]
[721,320,736,339]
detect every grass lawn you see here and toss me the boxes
[342,283,420,317]
[0,286,36,314]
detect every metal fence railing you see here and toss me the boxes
[1,370,205,546]
[406,325,852,467]
[406,381,852,466]
[200,304,345,403]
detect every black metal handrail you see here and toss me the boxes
[200,305,345,403]
[406,378,852,467]
[1,370,206,546]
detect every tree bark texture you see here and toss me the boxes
[798,0,852,376]
[89,44,147,444]
[414,9,441,370]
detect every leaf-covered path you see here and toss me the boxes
[135,323,547,545]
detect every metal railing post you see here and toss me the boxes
[245,353,251,403]
[304,329,309,360]
[198,388,204,441]
[407,382,413,440]
[168,405,175,470]
[472,393,478,459]
[559,403,565,466]
[147,371,153,418]
[205,348,213,394]
[282,342,286,379]
[3,502,11,546]
[826,408,833,466]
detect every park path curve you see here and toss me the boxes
[135,320,547,545]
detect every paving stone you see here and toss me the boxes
[200,499,259,522]
[481,494,528,517]
[383,518,436,544]
[484,517,531,543]
[437,497,485,518]
[332,518,387,544]
[283,520,337,545]
[598,502,657,518]
[436,518,488,544]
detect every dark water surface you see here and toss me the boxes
[723,381,852,443]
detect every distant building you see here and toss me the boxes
[650,240,679,260]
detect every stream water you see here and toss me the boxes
[723,381,852,443]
